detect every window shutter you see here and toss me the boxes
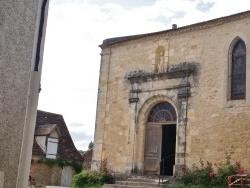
[46,137,59,159]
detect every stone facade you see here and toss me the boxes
[0,0,49,187]
[30,162,62,186]
[83,149,93,170]
[31,110,83,187]
[29,161,76,187]
[92,10,250,176]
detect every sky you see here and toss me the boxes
[38,0,250,151]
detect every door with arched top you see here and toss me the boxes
[144,102,177,175]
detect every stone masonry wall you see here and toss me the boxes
[92,15,250,174]
[31,164,62,186]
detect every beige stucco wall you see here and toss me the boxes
[36,136,47,152]
[50,128,59,138]
[92,15,250,174]
[0,0,49,187]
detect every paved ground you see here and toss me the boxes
[28,186,70,188]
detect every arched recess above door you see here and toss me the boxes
[148,102,177,122]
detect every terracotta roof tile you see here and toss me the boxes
[35,124,57,136]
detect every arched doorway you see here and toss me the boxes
[144,102,177,175]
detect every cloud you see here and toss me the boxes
[196,1,215,12]
[87,0,157,9]
[69,130,94,151]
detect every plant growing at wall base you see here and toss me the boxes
[36,158,82,173]
[72,158,114,188]
[178,154,245,187]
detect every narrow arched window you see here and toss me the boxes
[231,39,246,100]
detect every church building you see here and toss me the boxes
[92,10,250,176]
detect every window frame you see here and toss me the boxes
[228,38,247,101]
[46,136,59,159]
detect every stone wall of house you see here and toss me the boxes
[31,164,62,186]
[0,0,48,187]
[92,14,250,174]
[30,163,76,186]
[83,149,93,170]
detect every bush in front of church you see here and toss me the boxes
[72,158,114,188]
[178,155,245,187]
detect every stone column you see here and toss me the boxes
[92,47,111,170]
[175,84,189,176]
[126,83,139,173]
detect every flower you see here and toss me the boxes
[209,172,216,178]
[180,165,186,171]
[238,169,244,174]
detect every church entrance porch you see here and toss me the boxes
[144,102,177,176]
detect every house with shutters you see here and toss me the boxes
[30,110,83,187]
[92,10,250,177]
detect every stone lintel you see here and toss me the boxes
[130,84,190,94]
[127,69,194,84]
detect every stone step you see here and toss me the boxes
[116,180,160,187]
[103,175,172,188]
[127,178,159,183]
[103,184,160,188]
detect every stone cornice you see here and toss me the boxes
[127,62,196,84]
[127,69,194,84]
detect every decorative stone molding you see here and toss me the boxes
[129,97,139,103]
[127,62,195,84]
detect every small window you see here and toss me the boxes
[148,102,176,122]
[231,39,246,100]
[46,137,58,159]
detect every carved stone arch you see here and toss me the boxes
[134,95,178,173]
[137,95,177,126]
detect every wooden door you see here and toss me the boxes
[144,124,161,174]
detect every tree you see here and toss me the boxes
[88,141,94,149]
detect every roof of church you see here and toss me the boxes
[101,10,250,47]
[32,110,84,162]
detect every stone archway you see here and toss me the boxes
[144,102,177,175]
[133,94,187,176]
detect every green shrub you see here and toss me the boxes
[179,160,213,186]
[72,170,114,188]
[72,158,114,188]
[178,154,244,187]
[36,158,82,173]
